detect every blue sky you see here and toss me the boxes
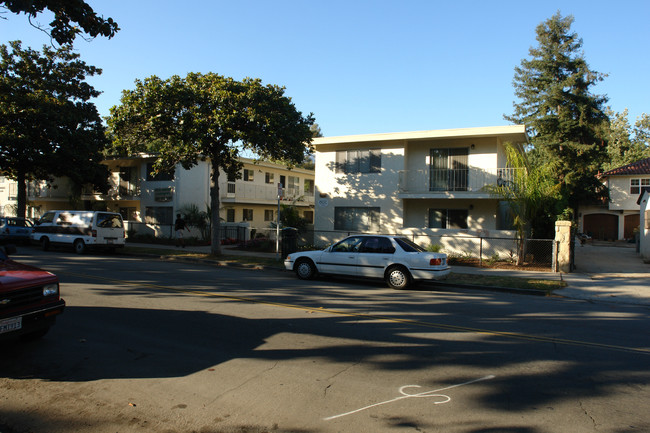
[2,0,649,137]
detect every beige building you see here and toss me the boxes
[25,156,314,239]
[312,125,528,247]
[579,157,650,241]
[0,175,18,216]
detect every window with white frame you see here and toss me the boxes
[335,149,381,174]
[243,169,254,182]
[334,207,380,231]
[630,178,650,194]
[264,209,274,221]
[265,172,274,184]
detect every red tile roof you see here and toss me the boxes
[601,157,650,176]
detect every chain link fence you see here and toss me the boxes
[124,222,557,270]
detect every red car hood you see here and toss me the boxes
[0,259,58,291]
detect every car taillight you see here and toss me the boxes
[92,230,97,237]
[430,258,442,266]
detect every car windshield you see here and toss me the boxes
[395,237,426,252]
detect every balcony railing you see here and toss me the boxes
[398,168,521,194]
[80,184,141,201]
[223,182,314,203]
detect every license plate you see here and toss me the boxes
[107,239,114,244]
[0,316,22,334]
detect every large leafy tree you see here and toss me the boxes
[108,73,315,255]
[505,12,609,217]
[1,0,118,45]
[0,40,109,218]
[603,109,650,171]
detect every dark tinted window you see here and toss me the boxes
[361,237,395,253]
[395,238,426,252]
[39,212,56,224]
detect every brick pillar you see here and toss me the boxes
[555,220,572,273]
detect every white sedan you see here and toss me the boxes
[284,235,450,289]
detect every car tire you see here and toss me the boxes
[73,239,86,254]
[41,237,50,251]
[295,259,316,280]
[386,265,411,290]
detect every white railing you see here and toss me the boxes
[223,182,314,203]
[398,168,522,194]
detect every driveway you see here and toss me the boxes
[574,241,649,275]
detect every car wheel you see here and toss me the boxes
[386,265,411,290]
[295,259,316,280]
[73,239,86,254]
[41,237,50,251]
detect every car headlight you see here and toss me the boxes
[43,283,59,297]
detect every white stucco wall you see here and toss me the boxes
[606,176,644,211]
[640,191,650,261]
[315,144,405,236]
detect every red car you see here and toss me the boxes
[0,245,65,341]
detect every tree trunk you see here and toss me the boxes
[16,170,27,219]
[209,163,222,255]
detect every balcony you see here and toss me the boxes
[222,182,314,205]
[81,184,141,201]
[398,168,521,197]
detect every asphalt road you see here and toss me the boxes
[1,247,649,433]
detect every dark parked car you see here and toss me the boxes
[0,217,34,244]
[0,245,65,341]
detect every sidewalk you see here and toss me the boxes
[126,242,650,307]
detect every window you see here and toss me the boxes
[243,209,253,221]
[265,172,274,184]
[264,209,274,221]
[630,178,650,194]
[428,208,468,229]
[331,236,364,253]
[304,179,314,195]
[303,210,314,223]
[335,149,381,174]
[287,176,299,195]
[119,207,137,221]
[145,206,173,225]
[146,163,174,181]
[334,207,380,231]
[243,169,254,182]
[429,148,469,191]
[361,237,395,254]
[226,208,235,222]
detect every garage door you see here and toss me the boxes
[583,214,618,241]
[624,214,640,240]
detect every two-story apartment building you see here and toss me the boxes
[26,156,314,238]
[579,157,650,241]
[0,176,18,216]
[312,125,528,247]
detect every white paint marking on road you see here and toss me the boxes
[323,374,495,421]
